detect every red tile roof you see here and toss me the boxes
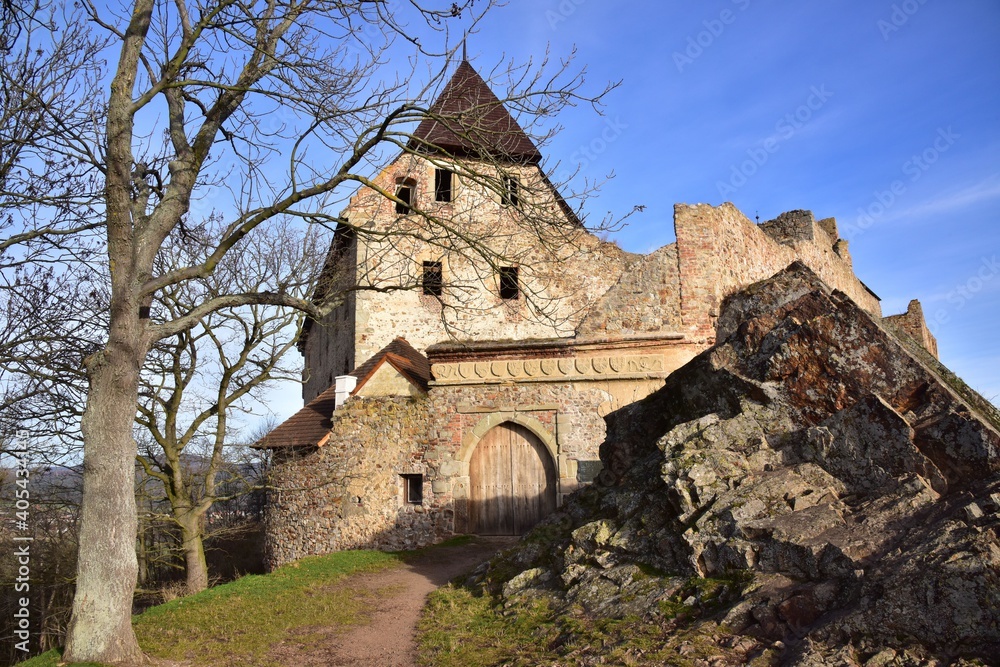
[254,384,339,450]
[408,60,543,164]
[349,337,432,393]
[256,338,431,449]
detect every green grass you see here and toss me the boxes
[417,585,557,667]
[18,549,403,667]
[417,571,758,667]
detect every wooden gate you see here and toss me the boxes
[469,422,557,535]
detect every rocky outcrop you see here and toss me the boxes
[469,262,1000,666]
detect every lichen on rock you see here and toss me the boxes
[468,262,1000,665]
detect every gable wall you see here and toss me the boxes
[342,153,633,364]
[355,363,423,398]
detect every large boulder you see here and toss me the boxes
[472,262,1000,666]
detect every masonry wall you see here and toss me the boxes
[264,397,443,568]
[884,299,939,358]
[342,153,633,365]
[303,232,358,403]
[577,243,683,338]
[265,368,684,567]
[674,203,882,339]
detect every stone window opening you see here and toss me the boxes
[401,474,423,505]
[501,175,519,207]
[422,260,443,296]
[434,168,453,202]
[499,266,520,300]
[395,178,416,215]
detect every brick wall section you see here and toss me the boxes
[884,299,939,358]
[577,243,683,337]
[674,203,882,339]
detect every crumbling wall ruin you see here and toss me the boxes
[673,203,882,340]
[884,298,939,358]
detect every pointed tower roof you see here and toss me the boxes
[408,61,543,164]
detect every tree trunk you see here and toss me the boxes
[136,516,148,587]
[63,344,145,664]
[179,511,209,594]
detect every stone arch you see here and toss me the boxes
[457,411,558,469]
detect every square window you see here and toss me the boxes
[434,169,453,202]
[401,474,423,504]
[501,175,519,207]
[395,185,412,215]
[422,261,443,296]
[499,266,519,300]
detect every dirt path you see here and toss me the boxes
[269,537,515,667]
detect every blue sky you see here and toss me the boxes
[264,0,999,424]
[468,0,1000,403]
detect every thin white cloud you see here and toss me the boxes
[871,175,1000,225]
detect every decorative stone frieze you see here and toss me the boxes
[431,354,667,385]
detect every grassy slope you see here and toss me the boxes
[18,550,402,667]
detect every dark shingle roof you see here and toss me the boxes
[256,338,431,449]
[408,60,543,164]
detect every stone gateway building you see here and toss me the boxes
[258,61,938,568]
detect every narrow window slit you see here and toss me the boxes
[499,266,519,300]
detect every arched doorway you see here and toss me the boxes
[469,422,557,535]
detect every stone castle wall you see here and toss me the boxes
[265,363,687,567]
[264,397,440,567]
[339,153,633,365]
[674,203,882,339]
[577,243,683,338]
[884,299,939,358]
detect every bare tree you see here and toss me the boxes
[135,221,317,594]
[0,0,107,468]
[0,0,614,661]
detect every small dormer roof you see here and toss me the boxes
[349,337,432,393]
[255,337,431,450]
[408,60,543,164]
